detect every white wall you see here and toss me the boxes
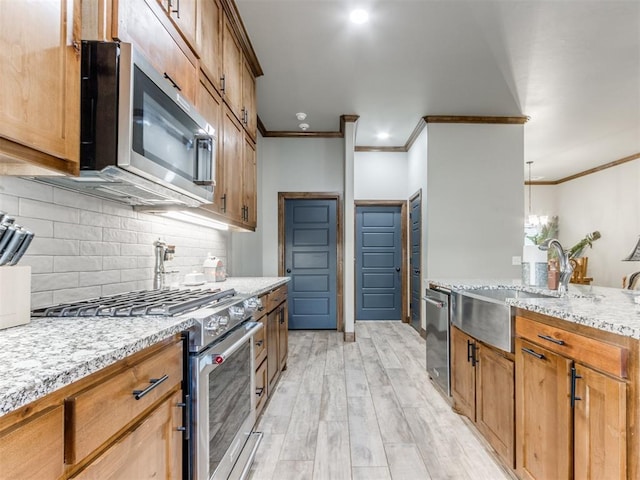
[0,176,228,308]
[425,123,524,279]
[532,159,640,287]
[256,136,344,276]
[354,151,408,200]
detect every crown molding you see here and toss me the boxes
[424,115,529,124]
[257,114,359,138]
[527,152,640,185]
[355,146,407,153]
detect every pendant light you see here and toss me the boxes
[526,161,548,226]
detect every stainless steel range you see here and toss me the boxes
[32,287,264,480]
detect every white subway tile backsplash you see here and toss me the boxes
[53,286,102,304]
[13,217,54,237]
[103,228,138,244]
[79,270,121,287]
[54,188,102,212]
[121,267,152,282]
[54,256,102,273]
[102,281,139,296]
[120,243,152,257]
[20,198,80,224]
[54,222,102,241]
[1,177,228,307]
[79,210,121,229]
[80,241,120,256]
[28,238,79,256]
[18,255,54,274]
[32,272,79,292]
[102,256,136,271]
[0,177,53,203]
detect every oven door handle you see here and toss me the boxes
[200,321,263,370]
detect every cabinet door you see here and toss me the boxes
[255,359,268,418]
[0,0,80,173]
[241,58,257,140]
[516,338,572,480]
[278,302,289,372]
[476,343,515,469]
[574,364,627,480]
[0,405,64,480]
[72,390,183,479]
[113,0,198,104]
[197,78,225,215]
[221,105,244,222]
[242,135,257,228]
[221,15,243,119]
[450,326,476,420]
[163,0,197,46]
[267,308,280,393]
[197,0,223,91]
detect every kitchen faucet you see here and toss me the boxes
[153,239,175,289]
[539,239,574,294]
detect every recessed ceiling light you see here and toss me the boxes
[350,9,369,24]
[376,132,390,140]
[299,123,310,131]
[296,112,307,121]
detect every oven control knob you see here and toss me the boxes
[218,315,229,326]
[229,306,245,319]
[204,318,220,331]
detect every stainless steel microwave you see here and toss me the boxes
[36,41,216,207]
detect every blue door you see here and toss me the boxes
[285,199,338,329]
[410,194,422,332]
[355,205,402,320]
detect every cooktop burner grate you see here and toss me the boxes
[32,288,237,318]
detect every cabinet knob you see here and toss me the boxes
[286,268,291,274]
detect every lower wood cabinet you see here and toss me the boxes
[451,325,515,468]
[0,336,185,480]
[515,313,631,480]
[71,389,183,479]
[0,405,65,479]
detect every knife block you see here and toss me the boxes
[0,266,31,330]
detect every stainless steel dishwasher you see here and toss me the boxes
[424,286,451,396]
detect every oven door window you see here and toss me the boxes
[207,341,251,475]
[132,65,202,182]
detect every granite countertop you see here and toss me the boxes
[0,276,289,418]
[428,279,640,340]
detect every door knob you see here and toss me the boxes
[395,267,401,272]
[286,268,291,273]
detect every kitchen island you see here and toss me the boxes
[0,276,288,417]
[428,279,639,480]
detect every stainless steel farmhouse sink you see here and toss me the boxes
[451,288,557,353]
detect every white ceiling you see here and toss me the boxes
[236,0,640,182]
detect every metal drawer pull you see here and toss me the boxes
[255,340,264,347]
[256,387,264,397]
[537,334,565,345]
[570,367,583,408]
[132,374,169,400]
[163,72,181,91]
[422,296,445,308]
[521,347,545,360]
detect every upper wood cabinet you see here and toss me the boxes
[221,105,244,223]
[159,0,197,46]
[242,58,257,140]
[221,15,243,121]
[197,0,223,92]
[0,0,80,176]
[242,135,257,228]
[113,0,198,104]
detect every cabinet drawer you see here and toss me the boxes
[255,359,268,418]
[516,316,627,378]
[65,341,183,464]
[267,285,288,312]
[0,405,64,479]
[254,315,267,366]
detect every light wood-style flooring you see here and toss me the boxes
[249,321,512,480]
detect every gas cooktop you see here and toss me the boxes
[31,288,238,318]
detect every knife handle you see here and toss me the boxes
[0,225,17,253]
[0,230,26,266]
[8,231,34,266]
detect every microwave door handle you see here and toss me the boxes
[193,135,215,186]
